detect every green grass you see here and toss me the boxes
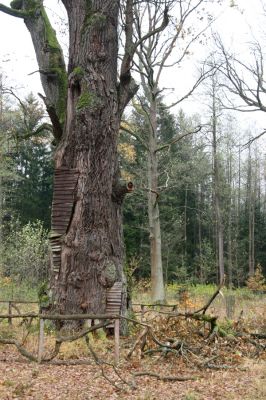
[0,277,37,301]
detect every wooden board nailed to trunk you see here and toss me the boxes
[50,167,79,272]
[106,282,122,328]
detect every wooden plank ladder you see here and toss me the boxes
[106,281,122,364]
[106,281,122,326]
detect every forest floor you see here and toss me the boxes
[0,346,265,399]
[0,286,265,399]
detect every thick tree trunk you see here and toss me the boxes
[0,0,139,321]
[49,1,126,315]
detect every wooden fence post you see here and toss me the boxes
[38,318,45,363]
[8,302,12,326]
[226,295,235,319]
[140,304,144,322]
[114,318,120,365]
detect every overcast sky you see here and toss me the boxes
[0,0,266,140]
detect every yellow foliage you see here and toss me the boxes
[0,276,13,287]
[118,142,136,163]
[246,264,266,291]
[121,170,134,182]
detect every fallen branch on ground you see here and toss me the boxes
[132,371,196,381]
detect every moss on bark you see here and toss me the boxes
[76,91,102,111]
[10,0,23,9]
[73,67,85,79]
[39,5,67,127]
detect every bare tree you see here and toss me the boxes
[210,74,224,284]
[121,0,214,302]
[214,35,266,144]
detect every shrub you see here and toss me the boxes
[246,264,266,291]
[0,220,49,286]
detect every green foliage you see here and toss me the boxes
[37,281,50,308]
[0,220,49,286]
[0,275,37,300]
[183,392,199,400]
[0,325,16,339]
[218,319,236,336]
[0,93,53,228]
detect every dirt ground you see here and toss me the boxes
[0,290,265,399]
[0,347,265,400]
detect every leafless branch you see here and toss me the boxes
[243,129,266,147]
[0,3,30,18]
[156,125,201,152]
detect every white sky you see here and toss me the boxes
[0,0,266,143]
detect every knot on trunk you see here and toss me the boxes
[98,260,117,288]
[112,181,134,204]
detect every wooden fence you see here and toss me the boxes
[0,300,39,325]
[0,311,121,364]
[0,294,238,365]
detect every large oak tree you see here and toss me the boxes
[0,0,169,317]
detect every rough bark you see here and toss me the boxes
[51,1,123,315]
[0,0,136,319]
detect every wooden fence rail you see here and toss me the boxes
[0,300,39,325]
[0,312,120,364]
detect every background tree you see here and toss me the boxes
[121,0,215,302]
[7,93,53,227]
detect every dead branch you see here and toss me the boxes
[133,371,196,381]
[250,333,266,339]
[194,278,225,314]
[42,342,62,362]
[47,359,93,366]
[42,320,110,362]
[204,363,234,370]
[56,320,109,343]
[0,338,37,362]
[84,336,133,390]
[126,327,148,359]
